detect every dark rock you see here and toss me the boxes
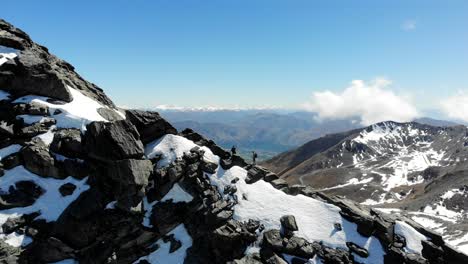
[0,180,44,209]
[280,215,298,236]
[1,211,40,234]
[106,159,152,212]
[126,109,177,144]
[21,139,63,178]
[59,183,76,196]
[201,160,218,174]
[262,229,285,250]
[1,152,22,169]
[334,223,342,231]
[149,162,186,202]
[50,128,84,158]
[246,166,268,184]
[393,234,406,248]
[162,234,182,253]
[18,118,56,138]
[346,241,369,258]
[264,172,279,182]
[210,220,259,261]
[284,236,315,259]
[0,19,32,49]
[326,196,374,237]
[228,253,263,264]
[53,189,107,248]
[321,246,353,264]
[270,178,288,189]
[260,247,288,264]
[151,201,189,235]
[221,154,249,170]
[24,237,75,262]
[262,230,315,259]
[370,209,394,245]
[441,243,468,264]
[285,184,307,195]
[13,102,49,115]
[0,19,115,106]
[180,128,231,159]
[84,120,144,161]
[224,185,238,195]
[59,158,89,179]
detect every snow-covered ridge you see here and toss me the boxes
[142,134,416,263]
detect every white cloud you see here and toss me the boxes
[440,92,468,122]
[402,20,417,31]
[302,78,419,126]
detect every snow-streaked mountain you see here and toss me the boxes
[263,121,468,253]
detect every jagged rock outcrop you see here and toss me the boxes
[0,19,115,106]
[126,109,177,144]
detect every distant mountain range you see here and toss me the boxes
[158,109,459,160]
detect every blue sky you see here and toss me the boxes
[2,0,468,114]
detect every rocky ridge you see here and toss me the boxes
[0,19,467,264]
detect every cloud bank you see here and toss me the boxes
[440,93,468,122]
[302,79,419,126]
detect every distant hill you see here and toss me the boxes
[261,121,468,251]
[160,110,363,160]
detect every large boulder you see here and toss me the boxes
[125,109,177,144]
[262,230,315,259]
[210,220,260,261]
[280,215,298,237]
[105,159,152,211]
[13,102,49,116]
[50,128,84,158]
[245,166,269,184]
[83,120,144,161]
[17,117,56,138]
[21,139,63,178]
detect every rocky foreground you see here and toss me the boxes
[1,19,468,264]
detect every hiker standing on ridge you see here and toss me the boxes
[231,145,237,156]
[252,151,258,165]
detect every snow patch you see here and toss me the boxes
[0,144,22,161]
[394,221,427,254]
[34,126,56,146]
[0,46,18,66]
[145,134,219,168]
[0,231,32,247]
[161,183,193,203]
[0,90,11,101]
[13,86,115,130]
[0,166,89,226]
